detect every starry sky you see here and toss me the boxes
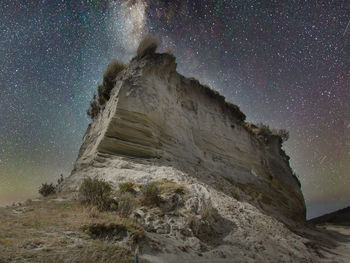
[0,0,349,218]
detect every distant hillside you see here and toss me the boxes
[309,206,350,226]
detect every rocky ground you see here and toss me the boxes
[1,179,349,263]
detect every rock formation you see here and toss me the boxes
[65,51,305,223]
[61,50,318,262]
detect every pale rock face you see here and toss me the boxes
[59,52,340,262]
[55,52,350,263]
[64,52,305,225]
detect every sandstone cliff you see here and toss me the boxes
[54,50,350,263]
[65,51,305,224]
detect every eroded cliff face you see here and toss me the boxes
[65,52,305,223]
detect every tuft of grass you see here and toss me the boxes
[273,128,290,142]
[117,192,136,218]
[199,201,215,224]
[244,122,289,143]
[87,94,100,119]
[226,102,246,122]
[97,84,108,105]
[118,182,136,194]
[102,60,126,100]
[140,182,160,207]
[256,123,272,138]
[38,183,56,197]
[82,217,145,243]
[88,61,126,119]
[155,179,186,195]
[137,35,158,58]
[78,178,114,211]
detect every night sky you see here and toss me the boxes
[0,0,349,218]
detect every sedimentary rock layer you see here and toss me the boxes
[65,52,306,223]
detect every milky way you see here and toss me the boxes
[0,0,349,218]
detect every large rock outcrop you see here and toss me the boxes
[65,51,305,224]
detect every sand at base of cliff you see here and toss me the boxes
[320,225,350,262]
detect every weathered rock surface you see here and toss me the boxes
[58,51,337,262]
[64,51,305,224]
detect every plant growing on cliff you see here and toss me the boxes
[118,182,136,194]
[117,192,136,218]
[87,94,100,119]
[140,182,160,206]
[78,178,115,211]
[137,35,158,58]
[39,183,56,197]
[200,201,215,224]
[87,61,126,119]
[256,123,273,138]
[100,60,126,103]
[273,128,290,142]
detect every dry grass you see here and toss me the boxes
[118,182,136,194]
[78,178,114,211]
[137,35,158,58]
[117,192,137,218]
[155,179,187,195]
[82,216,145,243]
[0,196,146,262]
[199,201,215,224]
[140,182,160,206]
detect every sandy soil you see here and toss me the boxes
[319,225,350,263]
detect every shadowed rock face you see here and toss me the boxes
[65,52,306,223]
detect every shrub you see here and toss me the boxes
[38,183,56,197]
[57,174,64,185]
[156,179,186,195]
[226,102,246,122]
[117,192,136,218]
[87,94,100,119]
[78,178,113,211]
[199,201,215,224]
[97,84,108,105]
[137,35,158,58]
[257,123,272,138]
[118,182,135,194]
[82,218,145,243]
[86,206,100,219]
[102,60,126,99]
[274,128,290,142]
[140,182,160,206]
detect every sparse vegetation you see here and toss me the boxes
[117,192,136,218]
[137,35,158,58]
[140,182,161,206]
[199,201,215,224]
[155,178,186,195]
[82,217,145,243]
[244,122,290,143]
[57,174,64,185]
[101,60,126,102]
[87,61,126,119]
[273,128,290,142]
[257,123,272,138]
[0,198,148,263]
[87,94,100,119]
[226,102,246,122]
[118,182,136,194]
[78,178,114,211]
[38,183,56,197]
[188,77,246,123]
